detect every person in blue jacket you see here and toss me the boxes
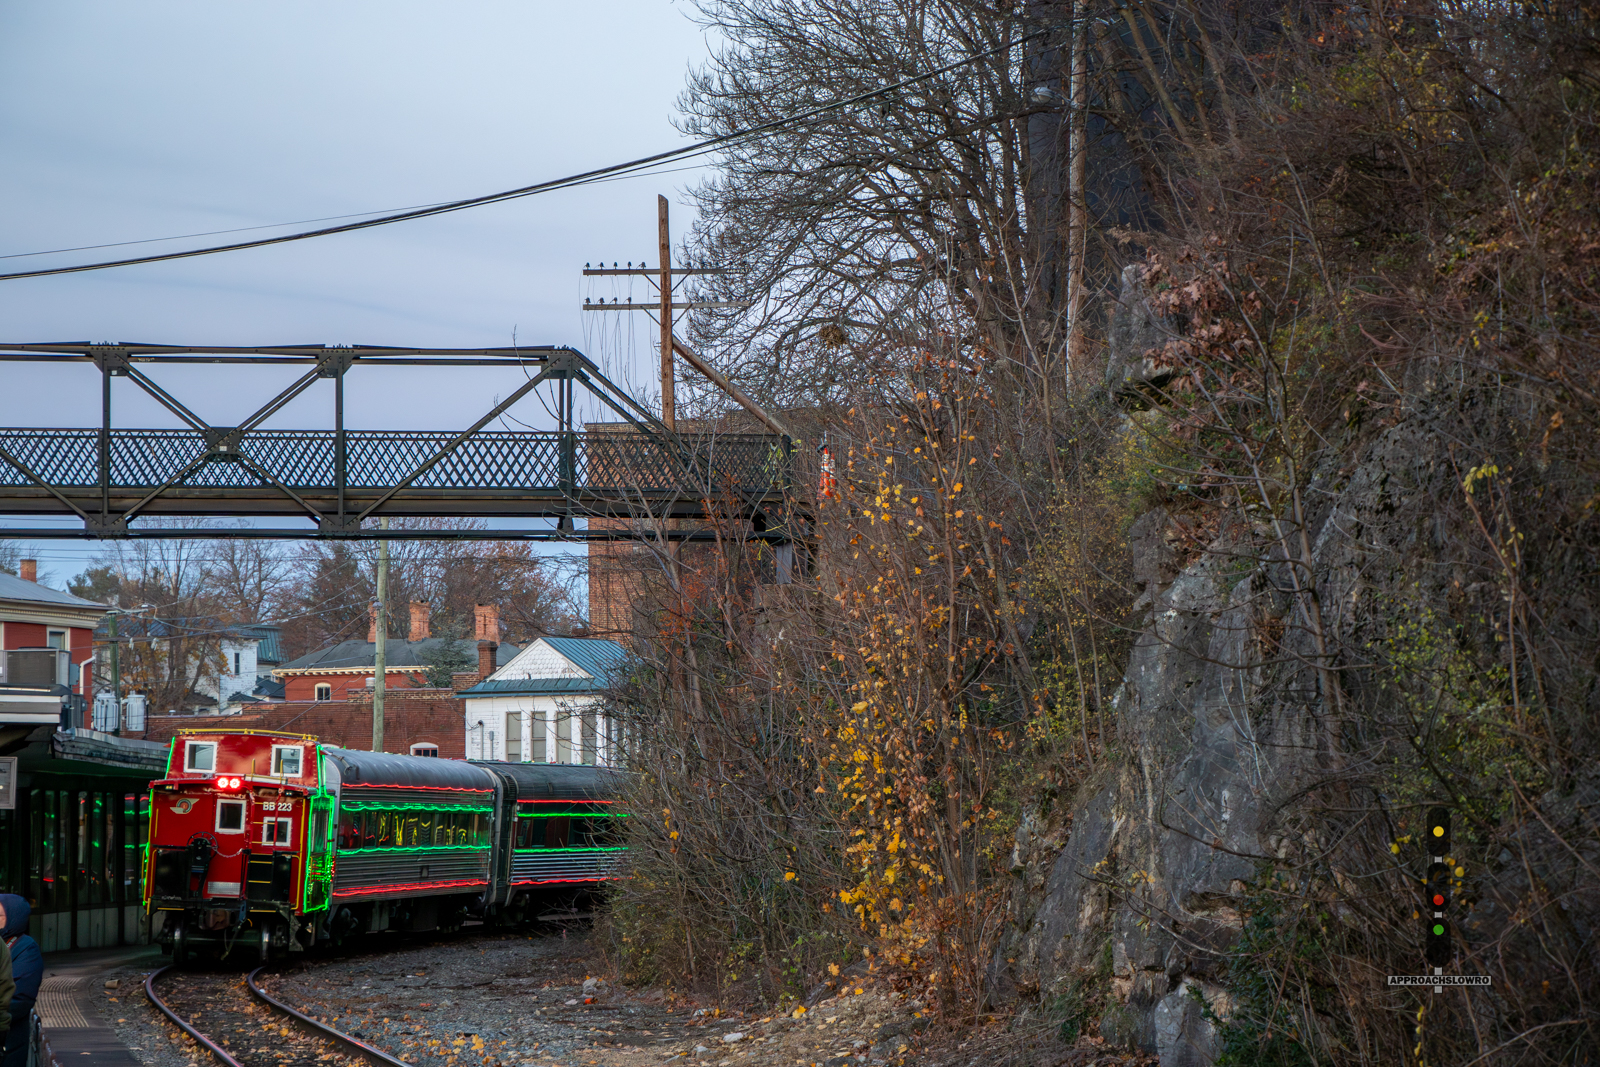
[0,895,39,1067]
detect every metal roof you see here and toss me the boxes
[0,570,106,611]
[247,624,284,665]
[321,746,499,791]
[541,637,628,680]
[456,677,605,698]
[471,761,624,800]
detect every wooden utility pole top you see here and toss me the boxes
[658,195,675,430]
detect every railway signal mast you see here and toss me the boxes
[1424,806,1452,993]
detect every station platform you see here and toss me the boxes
[32,943,164,1067]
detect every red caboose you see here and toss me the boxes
[144,729,329,962]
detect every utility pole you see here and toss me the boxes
[100,602,150,736]
[107,608,121,736]
[581,196,741,427]
[658,195,675,429]
[372,516,388,752]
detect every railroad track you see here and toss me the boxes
[145,966,410,1067]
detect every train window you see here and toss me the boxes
[271,746,303,776]
[216,799,245,833]
[185,741,217,773]
[263,818,292,846]
[515,816,547,850]
[544,816,570,848]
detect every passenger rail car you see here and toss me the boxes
[144,730,626,961]
[473,761,625,924]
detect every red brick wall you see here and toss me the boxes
[281,670,426,702]
[142,687,467,759]
[3,621,96,695]
[3,622,46,648]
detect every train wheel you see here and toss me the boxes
[172,921,189,967]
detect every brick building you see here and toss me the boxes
[142,684,474,759]
[271,602,514,702]
[1,559,100,709]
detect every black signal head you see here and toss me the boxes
[1426,806,1451,854]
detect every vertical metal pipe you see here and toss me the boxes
[100,368,112,522]
[335,370,347,524]
[372,516,388,752]
[108,610,122,737]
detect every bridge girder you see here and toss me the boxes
[0,343,794,540]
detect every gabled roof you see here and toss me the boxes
[457,636,628,698]
[0,570,106,611]
[543,636,630,679]
[276,637,516,674]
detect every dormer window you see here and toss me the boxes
[185,741,217,772]
[314,684,332,701]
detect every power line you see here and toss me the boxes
[0,33,1038,284]
[0,163,716,263]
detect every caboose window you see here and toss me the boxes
[185,741,217,772]
[271,745,303,776]
[216,799,245,833]
[263,818,292,846]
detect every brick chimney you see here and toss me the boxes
[474,604,499,642]
[367,601,379,644]
[409,601,430,642]
[20,559,37,582]
[475,603,499,679]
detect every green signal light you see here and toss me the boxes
[1433,923,1444,935]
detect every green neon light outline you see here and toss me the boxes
[512,846,627,854]
[299,745,335,914]
[335,843,492,855]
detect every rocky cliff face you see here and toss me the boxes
[992,269,1482,1066]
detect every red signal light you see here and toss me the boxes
[1432,893,1444,906]
[215,776,243,790]
[215,776,228,788]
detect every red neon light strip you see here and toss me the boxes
[332,879,488,897]
[340,782,493,793]
[517,799,616,805]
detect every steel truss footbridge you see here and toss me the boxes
[0,342,793,541]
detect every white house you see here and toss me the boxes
[193,624,285,710]
[458,636,628,766]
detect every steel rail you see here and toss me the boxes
[143,966,244,1067]
[245,967,411,1067]
[143,965,411,1067]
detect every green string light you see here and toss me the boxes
[512,846,626,854]
[515,811,629,818]
[338,844,492,855]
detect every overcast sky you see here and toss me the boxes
[0,1,717,581]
